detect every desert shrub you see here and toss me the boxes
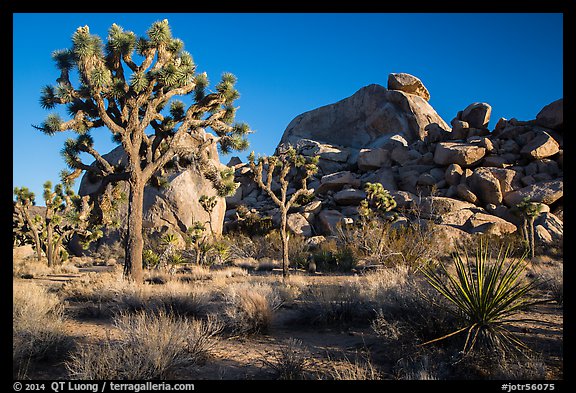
[13,280,71,378]
[115,280,212,317]
[60,271,212,318]
[226,231,280,261]
[395,354,439,380]
[528,260,563,306]
[261,338,311,380]
[361,266,458,345]
[13,259,52,278]
[297,282,370,326]
[233,205,274,236]
[324,351,382,380]
[66,310,222,379]
[336,218,448,272]
[220,282,283,335]
[421,241,542,355]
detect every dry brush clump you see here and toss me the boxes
[219,281,284,335]
[296,282,369,326]
[66,310,222,380]
[324,351,383,380]
[13,280,72,379]
[60,270,214,319]
[261,338,312,380]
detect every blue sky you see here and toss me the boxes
[12,13,563,203]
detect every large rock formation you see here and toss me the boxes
[278,82,450,154]
[79,135,227,248]
[224,73,563,247]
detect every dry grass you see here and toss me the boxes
[220,282,283,335]
[298,282,368,326]
[61,270,213,318]
[13,280,71,379]
[66,310,222,380]
[325,352,382,380]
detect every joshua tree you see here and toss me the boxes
[34,20,250,282]
[199,194,218,236]
[13,187,43,261]
[248,147,318,278]
[13,176,102,267]
[514,197,543,259]
[358,182,397,256]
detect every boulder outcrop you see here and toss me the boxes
[223,74,563,247]
[79,136,227,247]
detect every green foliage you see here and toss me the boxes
[234,205,273,237]
[142,249,160,269]
[14,177,102,267]
[420,241,541,355]
[359,182,397,220]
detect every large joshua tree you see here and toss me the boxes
[34,20,250,283]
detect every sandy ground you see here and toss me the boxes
[19,267,563,380]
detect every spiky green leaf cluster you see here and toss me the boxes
[359,182,397,219]
[14,187,36,205]
[420,241,541,354]
[72,25,104,59]
[146,19,172,45]
[106,23,137,58]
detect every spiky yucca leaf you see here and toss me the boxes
[193,72,209,101]
[130,71,148,93]
[34,113,64,135]
[52,49,75,71]
[147,19,172,45]
[170,100,185,121]
[39,85,57,109]
[420,241,541,354]
[106,24,136,57]
[167,38,184,54]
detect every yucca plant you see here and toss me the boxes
[420,241,542,355]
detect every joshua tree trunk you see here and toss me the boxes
[280,208,289,279]
[529,216,536,259]
[21,208,42,262]
[124,179,145,284]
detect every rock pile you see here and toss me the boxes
[225,74,563,246]
[79,134,227,248]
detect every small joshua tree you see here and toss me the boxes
[13,175,102,267]
[186,221,211,266]
[199,195,218,237]
[358,182,397,256]
[249,147,318,278]
[514,197,543,259]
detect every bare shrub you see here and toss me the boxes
[360,266,458,345]
[261,338,310,380]
[529,260,563,306]
[396,355,439,380]
[66,311,222,380]
[13,280,70,378]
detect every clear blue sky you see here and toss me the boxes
[13,13,563,203]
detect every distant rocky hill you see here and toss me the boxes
[224,73,563,247]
